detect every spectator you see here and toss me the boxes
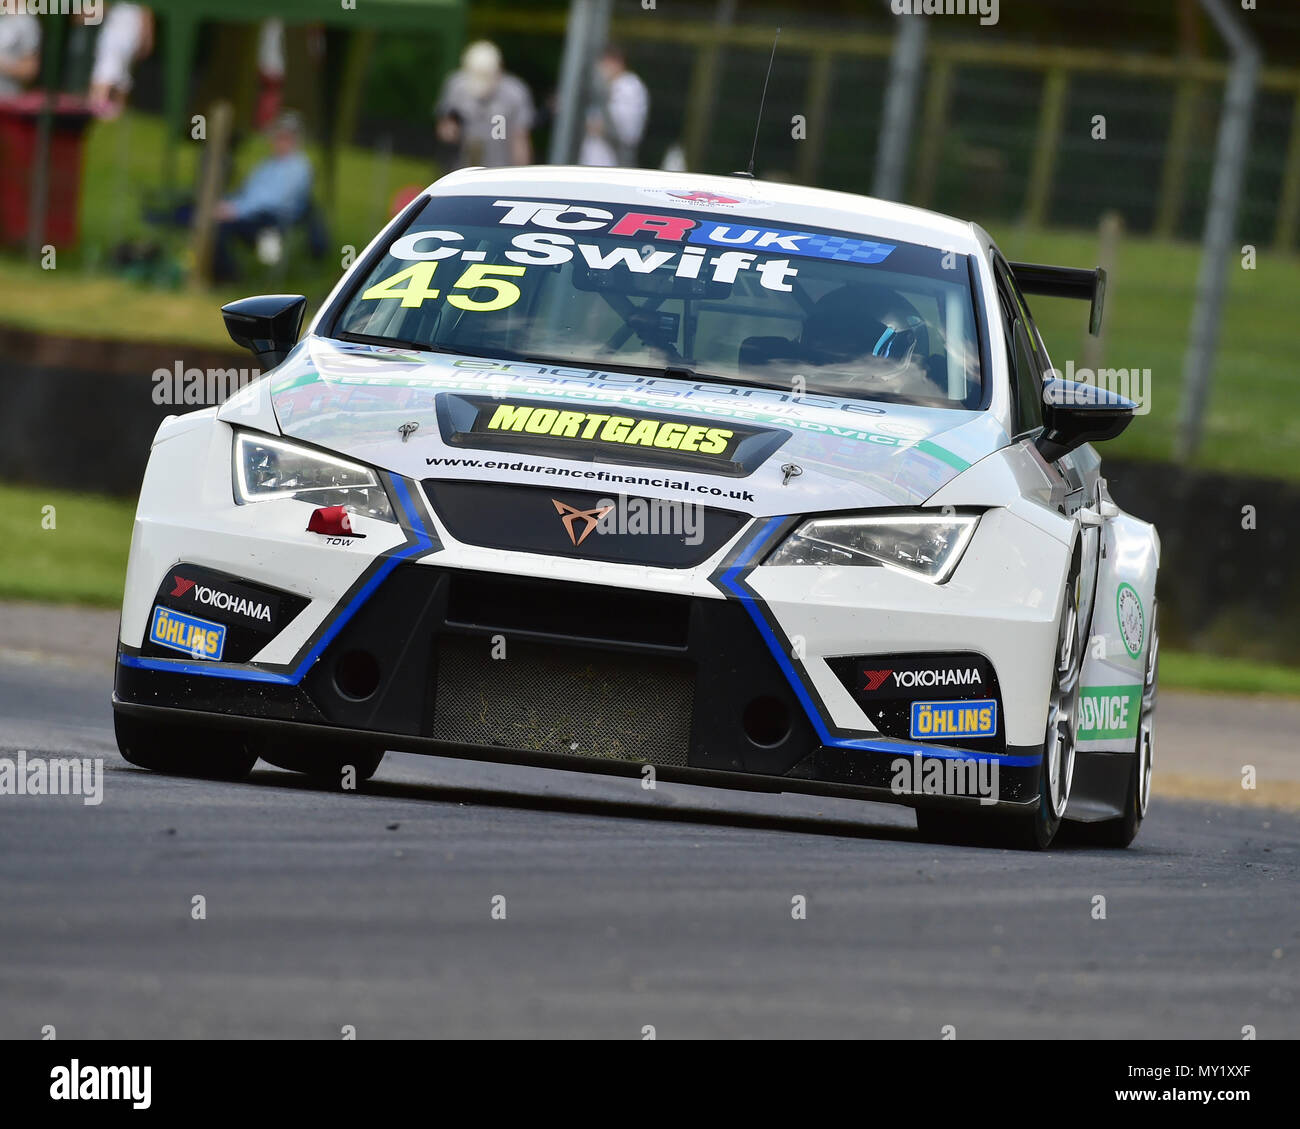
[0,10,40,99]
[254,19,286,129]
[88,2,154,118]
[216,111,313,230]
[150,111,316,282]
[205,110,315,278]
[435,40,534,169]
[579,44,649,168]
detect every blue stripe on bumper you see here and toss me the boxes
[118,477,434,686]
[718,516,1040,767]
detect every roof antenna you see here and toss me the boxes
[737,27,781,179]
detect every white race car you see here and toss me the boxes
[113,167,1159,849]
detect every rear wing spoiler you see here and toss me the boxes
[1009,262,1107,336]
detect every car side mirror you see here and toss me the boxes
[221,294,307,370]
[1036,377,1136,462]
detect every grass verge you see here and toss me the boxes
[1158,649,1300,699]
[0,484,135,607]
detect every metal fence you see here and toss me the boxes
[477,4,1300,247]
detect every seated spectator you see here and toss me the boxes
[148,111,319,282]
[218,110,314,230]
[0,10,41,99]
[208,110,319,280]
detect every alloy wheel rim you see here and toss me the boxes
[1138,611,1159,817]
[1047,580,1080,819]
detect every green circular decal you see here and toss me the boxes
[1116,582,1145,659]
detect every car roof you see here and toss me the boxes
[425,165,983,254]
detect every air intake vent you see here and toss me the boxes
[433,635,693,766]
[445,571,691,648]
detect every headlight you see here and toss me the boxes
[764,511,979,582]
[233,432,395,522]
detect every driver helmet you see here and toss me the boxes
[801,284,928,377]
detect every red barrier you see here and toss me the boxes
[0,92,94,248]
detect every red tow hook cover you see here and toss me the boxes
[307,505,361,537]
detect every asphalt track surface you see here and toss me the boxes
[1,652,1297,1039]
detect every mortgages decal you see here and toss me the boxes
[483,403,734,455]
[435,393,787,477]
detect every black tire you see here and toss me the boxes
[914,798,1054,850]
[1068,606,1158,849]
[913,712,1065,850]
[114,711,257,781]
[1071,760,1141,848]
[251,737,384,785]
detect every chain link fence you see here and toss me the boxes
[476,3,1300,249]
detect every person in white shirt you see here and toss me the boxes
[0,11,40,100]
[88,2,154,118]
[435,41,535,169]
[255,19,286,128]
[579,44,649,168]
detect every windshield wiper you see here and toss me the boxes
[335,331,460,355]
[506,352,794,394]
[334,338,796,397]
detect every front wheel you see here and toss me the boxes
[916,557,1082,850]
[115,712,257,781]
[1069,606,1158,848]
[914,804,1046,848]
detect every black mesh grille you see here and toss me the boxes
[423,480,748,568]
[432,635,693,766]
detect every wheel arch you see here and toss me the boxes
[1076,505,1159,753]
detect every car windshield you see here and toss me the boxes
[332,194,984,409]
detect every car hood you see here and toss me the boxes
[264,337,1008,518]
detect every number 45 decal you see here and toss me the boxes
[360,262,527,311]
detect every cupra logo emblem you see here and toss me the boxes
[552,499,613,546]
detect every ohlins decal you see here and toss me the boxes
[484,403,734,455]
[149,607,226,660]
[910,699,997,739]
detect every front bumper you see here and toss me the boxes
[115,415,1071,812]
[116,560,1043,810]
